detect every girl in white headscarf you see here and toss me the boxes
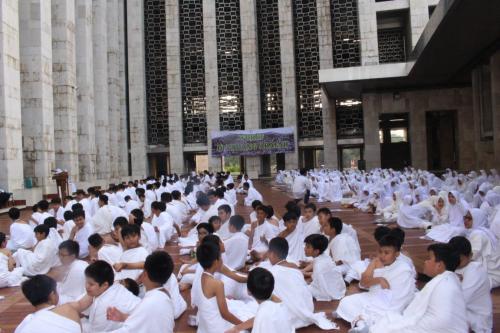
[430,191,449,226]
[464,208,500,289]
[426,191,469,242]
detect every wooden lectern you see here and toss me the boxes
[52,172,69,199]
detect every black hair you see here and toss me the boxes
[34,224,49,237]
[8,207,20,220]
[124,195,131,202]
[0,232,6,245]
[196,195,210,207]
[58,240,80,256]
[218,204,232,214]
[21,275,57,306]
[317,207,331,216]
[72,209,85,220]
[130,209,144,226]
[201,234,221,248]
[71,203,84,211]
[243,182,250,189]
[284,201,301,216]
[51,197,62,204]
[113,216,128,228]
[63,210,74,221]
[251,200,262,209]
[282,211,298,222]
[378,234,402,251]
[229,215,245,231]
[122,278,140,296]
[373,226,391,242]
[427,243,460,271]
[208,215,221,227]
[196,242,221,269]
[160,192,172,203]
[448,236,472,257]
[304,234,328,254]
[144,251,173,285]
[247,267,274,301]
[196,222,214,234]
[389,227,405,245]
[38,200,49,211]
[171,190,181,200]
[43,217,58,229]
[121,223,141,238]
[88,233,104,248]
[268,237,288,259]
[85,260,114,286]
[151,201,165,212]
[326,217,343,235]
[304,203,317,212]
[99,194,109,204]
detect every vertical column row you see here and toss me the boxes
[0,0,24,191]
[19,0,55,190]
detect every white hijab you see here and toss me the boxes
[467,208,498,250]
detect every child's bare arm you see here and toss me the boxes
[214,281,242,325]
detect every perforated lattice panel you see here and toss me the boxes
[144,0,169,145]
[378,28,405,64]
[257,0,283,129]
[180,0,207,143]
[216,0,244,131]
[336,100,364,138]
[293,0,323,139]
[331,0,361,68]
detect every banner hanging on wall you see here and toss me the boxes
[211,127,295,157]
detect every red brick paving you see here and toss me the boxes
[0,180,498,332]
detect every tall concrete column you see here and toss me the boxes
[490,51,500,167]
[240,0,261,177]
[0,0,24,192]
[203,0,221,171]
[363,93,381,169]
[127,0,148,178]
[409,0,429,48]
[107,0,120,179]
[75,0,96,182]
[317,0,338,168]
[117,0,129,177]
[52,0,79,181]
[358,0,378,66]
[166,0,184,174]
[19,0,55,190]
[92,0,110,180]
[278,0,299,169]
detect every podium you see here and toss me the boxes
[52,172,69,199]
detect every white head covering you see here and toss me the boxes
[467,208,498,249]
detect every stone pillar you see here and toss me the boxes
[117,0,129,177]
[240,0,261,178]
[358,0,378,66]
[362,93,381,169]
[409,0,429,48]
[75,0,96,182]
[166,0,184,174]
[492,51,500,167]
[317,0,338,168]
[107,0,120,179]
[52,0,79,181]
[278,0,299,169]
[127,0,148,178]
[203,0,221,171]
[19,0,55,190]
[0,0,24,191]
[92,0,110,180]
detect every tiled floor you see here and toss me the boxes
[0,180,498,332]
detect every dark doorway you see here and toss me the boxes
[379,113,411,169]
[426,110,457,171]
[148,153,170,177]
[338,145,364,170]
[260,153,285,177]
[299,148,324,170]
